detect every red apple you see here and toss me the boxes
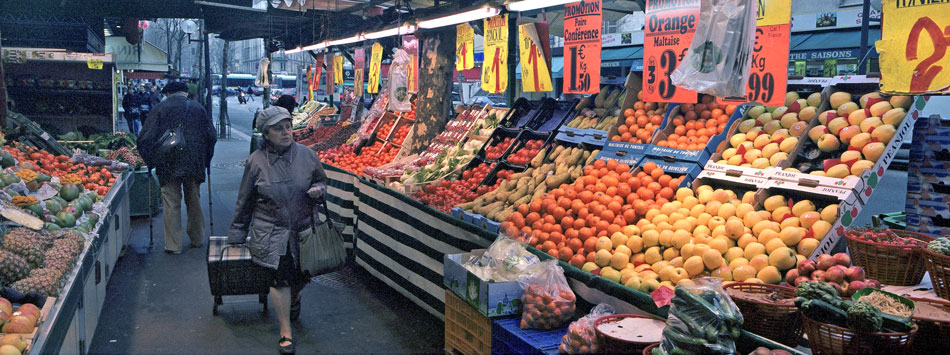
[15,304,39,324]
[0,298,11,317]
[811,270,826,281]
[831,282,846,296]
[847,280,868,295]
[795,276,812,287]
[798,260,817,277]
[817,254,836,271]
[786,269,800,284]
[0,315,34,333]
[825,266,846,284]
[833,252,851,267]
[845,266,866,282]
[0,309,10,324]
[866,279,882,289]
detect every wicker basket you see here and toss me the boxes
[844,229,934,286]
[642,343,659,355]
[909,297,950,355]
[723,282,802,347]
[594,314,665,355]
[801,313,917,355]
[922,247,950,300]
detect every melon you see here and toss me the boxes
[59,184,80,201]
[45,199,62,214]
[0,152,15,168]
[44,222,61,231]
[55,211,76,228]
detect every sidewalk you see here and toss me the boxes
[89,130,443,353]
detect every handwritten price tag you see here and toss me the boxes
[519,23,553,92]
[481,15,509,94]
[457,24,474,71]
[642,0,699,103]
[563,0,602,94]
[878,0,950,95]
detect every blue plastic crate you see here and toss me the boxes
[491,317,566,355]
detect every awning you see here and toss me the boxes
[105,36,169,72]
[789,29,881,61]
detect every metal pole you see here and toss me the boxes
[263,44,273,110]
[204,24,213,114]
[858,0,870,75]
[506,15,518,107]
[207,168,213,234]
[219,41,229,138]
[0,29,8,128]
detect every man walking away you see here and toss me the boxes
[138,82,218,254]
[122,87,139,134]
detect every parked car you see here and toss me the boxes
[470,95,508,107]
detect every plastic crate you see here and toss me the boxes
[491,317,565,355]
[445,291,492,355]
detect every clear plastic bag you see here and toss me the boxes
[387,49,412,112]
[559,303,615,354]
[519,259,576,330]
[669,0,757,98]
[659,277,744,355]
[463,234,540,282]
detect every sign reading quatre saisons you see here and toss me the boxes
[877,0,950,95]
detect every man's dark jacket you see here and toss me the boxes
[138,93,217,186]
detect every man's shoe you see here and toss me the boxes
[164,249,182,255]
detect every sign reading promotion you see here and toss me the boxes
[877,0,950,95]
[519,23,553,92]
[563,0,602,94]
[456,24,474,71]
[481,14,509,94]
[642,0,700,103]
[720,0,791,106]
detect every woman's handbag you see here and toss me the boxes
[299,199,346,276]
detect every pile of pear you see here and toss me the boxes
[717,92,821,169]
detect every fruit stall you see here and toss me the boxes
[0,135,135,354]
[308,70,950,354]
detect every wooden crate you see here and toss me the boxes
[0,297,57,353]
[444,290,491,355]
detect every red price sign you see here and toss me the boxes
[879,0,950,95]
[642,0,700,103]
[563,0,602,94]
[720,24,790,106]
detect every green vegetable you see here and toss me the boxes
[847,301,883,332]
[796,297,849,328]
[796,281,850,309]
[670,307,717,342]
[927,237,950,256]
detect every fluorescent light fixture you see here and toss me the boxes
[328,34,364,46]
[417,5,502,29]
[363,23,417,39]
[284,47,304,54]
[505,0,576,12]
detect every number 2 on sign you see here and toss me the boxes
[906,17,950,92]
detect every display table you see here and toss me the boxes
[28,171,133,354]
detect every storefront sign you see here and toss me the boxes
[354,47,365,97]
[456,24,474,71]
[563,0,602,94]
[325,53,334,95]
[403,35,419,93]
[87,59,104,70]
[519,23,553,92]
[368,43,383,94]
[602,31,645,48]
[642,0,699,102]
[877,0,950,95]
[481,14,509,94]
[720,1,791,106]
[788,49,861,61]
[791,7,881,32]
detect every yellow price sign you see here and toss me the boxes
[756,0,791,27]
[367,43,383,94]
[334,56,344,85]
[87,59,103,70]
[457,24,474,71]
[481,14,509,94]
[877,0,950,94]
[519,23,552,92]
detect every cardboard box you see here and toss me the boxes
[906,191,950,205]
[754,185,862,261]
[555,130,588,144]
[768,169,861,202]
[906,214,950,236]
[907,177,950,195]
[594,144,645,166]
[443,250,529,317]
[645,103,747,165]
[699,161,775,188]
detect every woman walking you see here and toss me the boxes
[227,106,327,354]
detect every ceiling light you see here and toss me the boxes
[328,34,364,46]
[505,0,576,12]
[363,23,417,39]
[417,5,502,29]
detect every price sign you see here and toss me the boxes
[87,59,103,70]
[563,0,602,94]
[325,53,334,95]
[313,54,324,95]
[403,35,419,92]
[334,55,344,85]
[354,47,365,97]
[878,0,950,95]
[306,65,315,100]
[642,0,700,103]
[367,43,383,94]
[519,23,553,92]
[456,24,474,71]
[481,14,509,94]
[719,0,791,107]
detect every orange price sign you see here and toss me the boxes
[354,47,365,97]
[481,15,509,94]
[563,0,602,94]
[719,1,791,107]
[877,0,950,95]
[642,0,700,103]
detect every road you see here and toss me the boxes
[210,95,261,139]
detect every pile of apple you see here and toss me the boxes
[484,137,515,160]
[505,139,544,166]
[800,91,913,178]
[0,297,39,354]
[785,253,880,296]
[715,92,821,168]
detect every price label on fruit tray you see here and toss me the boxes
[333,55,344,85]
[519,23,553,92]
[354,47,365,97]
[877,0,950,95]
[642,0,700,103]
[481,14,509,94]
[87,59,103,70]
[367,42,383,94]
[403,35,419,93]
[456,24,474,71]
[563,0,602,94]
[719,2,791,107]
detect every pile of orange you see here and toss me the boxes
[654,95,737,151]
[500,159,684,266]
[610,92,668,144]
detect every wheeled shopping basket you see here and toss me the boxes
[207,236,271,315]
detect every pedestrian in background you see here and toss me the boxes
[121,87,140,134]
[138,81,218,254]
[228,106,327,354]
